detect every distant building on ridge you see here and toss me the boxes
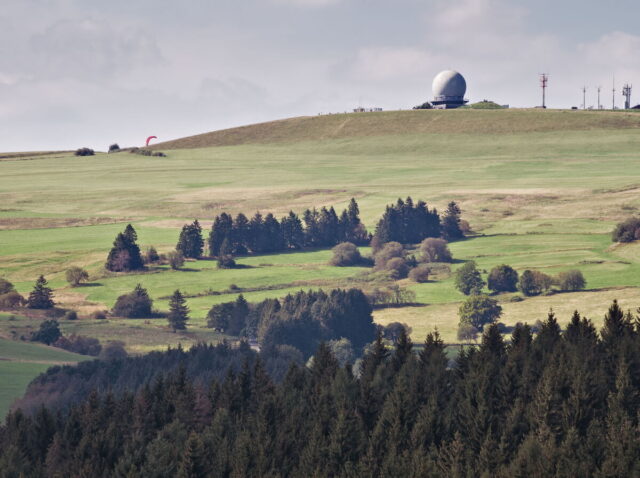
[432,70,468,109]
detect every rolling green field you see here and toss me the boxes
[2,108,640,418]
[1,108,640,350]
[0,334,88,418]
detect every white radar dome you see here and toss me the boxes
[432,70,467,99]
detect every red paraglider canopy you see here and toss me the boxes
[145,136,157,147]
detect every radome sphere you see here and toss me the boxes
[432,70,466,98]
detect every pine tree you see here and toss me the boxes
[106,225,144,271]
[27,275,55,309]
[217,237,236,269]
[168,290,189,331]
[176,220,204,259]
[441,201,465,241]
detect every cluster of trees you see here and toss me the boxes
[110,284,189,331]
[455,262,587,297]
[28,318,105,357]
[5,302,640,477]
[612,216,640,243]
[105,224,144,272]
[208,198,368,258]
[374,198,464,246]
[208,289,376,359]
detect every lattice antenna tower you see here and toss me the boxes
[623,84,632,109]
[540,73,549,108]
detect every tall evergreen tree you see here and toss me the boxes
[106,225,144,272]
[209,213,233,256]
[441,201,465,241]
[168,290,189,331]
[176,220,204,259]
[27,275,55,309]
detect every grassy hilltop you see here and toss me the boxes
[1,108,640,343]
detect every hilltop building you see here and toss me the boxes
[432,70,468,109]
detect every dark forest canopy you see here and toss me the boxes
[3,301,640,477]
[207,288,376,359]
[208,198,368,257]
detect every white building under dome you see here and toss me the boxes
[432,70,468,109]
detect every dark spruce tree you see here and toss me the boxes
[217,237,236,269]
[26,275,55,309]
[168,289,189,331]
[176,220,204,259]
[105,224,144,272]
[208,213,233,256]
[441,201,465,241]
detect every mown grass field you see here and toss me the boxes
[0,334,88,418]
[1,108,640,351]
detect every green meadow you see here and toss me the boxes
[1,109,640,349]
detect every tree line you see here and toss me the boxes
[3,301,640,477]
[207,288,376,359]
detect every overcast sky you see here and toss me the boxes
[1,0,639,151]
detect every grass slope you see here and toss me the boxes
[0,108,639,351]
[0,335,88,419]
[153,109,640,149]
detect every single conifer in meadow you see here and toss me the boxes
[168,289,189,331]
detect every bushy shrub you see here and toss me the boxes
[458,294,502,331]
[454,261,485,295]
[108,143,120,153]
[54,334,101,356]
[487,264,519,293]
[374,242,404,270]
[408,264,430,283]
[66,267,89,287]
[0,278,15,295]
[31,319,61,345]
[612,217,640,243]
[144,247,160,264]
[92,310,108,320]
[556,270,586,291]
[385,257,410,279]
[330,242,362,266]
[112,284,153,318]
[457,322,479,342]
[75,147,94,156]
[381,322,413,342]
[167,250,185,270]
[518,270,553,296]
[64,310,78,321]
[419,238,452,263]
[0,291,24,309]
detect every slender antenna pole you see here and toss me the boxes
[582,86,587,110]
[612,75,616,110]
[540,74,548,108]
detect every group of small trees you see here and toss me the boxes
[209,198,367,257]
[111,284,189,331]
[455,262,587,297]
